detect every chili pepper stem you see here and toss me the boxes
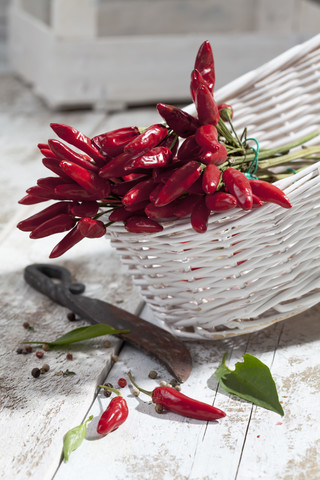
[128,371,152,397]
[98,385,122,396]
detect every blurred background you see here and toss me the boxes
[0,0,319,113]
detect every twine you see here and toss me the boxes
[244,138,260,179]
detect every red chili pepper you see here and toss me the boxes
[177,135,202,163]
[154,161,202,207]
[159,132,179,157]
[17,201,71,232]
[77,217,106,238]
[156,103,200,138]
[251,194,264,208]
[205,192,237,211]
[195,124,219,150]
[186,177,204,195]
[92,126,140,157]
[172,194,200,217]
[194,40,215,95]
[108,207,133,222]
[26,185,63,200]
[59,160,110,197]
[248,179,292,208]
[128,372,226,421]
[49,226,84,258]
[145,202,177,219]
[190,69,206,102]
[55,183,105,201]
[124,216,163,233]
[202,164,221,195]
[38,146,59,160]
[37,176,75,190]
[124,200,150,213]
[195,83,220,126]
[18,194,49,205]
[70,201,99,218]
[223,168,253,211]
[48,139,99,173]
[29,214,75,239]
[191,197,210,233]
[97,393,129,436]
[198,143,228,166]
[124,147,172,171]
[122,178,155,207]
[50,123,106,166]
[124,124,168,156]
[42,157,72,181]
[99,152,133,179]
[111,176,148,196]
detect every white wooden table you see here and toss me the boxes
[1,73,320,480]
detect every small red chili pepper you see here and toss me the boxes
[145,202,177,219]
[26,185,63,200]
[42,157,72,181]
[124,216,163,233]
[128,372,226,421]
[38,145,59,160]
[156,103,200,138]
[49,226,84,258]
[195,124,219,150]
[18,194,49,205]
[50,123,106,166]
[111,176,148,196]
[37,176,75,190]
[124,201,150,213]
[117,378,127,388]
[202,164,221,195]
[172,194,201,217]
[223,168,253,211]
[29,214,75,239]
[251,194,264,208]
[122,178,155,207]
[190,69,206,102]
[177,135,202,163]
[205,192,237,211]
[70,201,99,218]
[17,201,71,232]
[191,197,210,233]
[99,152,134,179]
[124,124,168,156]
[248,179,292,208]
[48,139,99,173]
[195,83,220,126]
[92,126,140,157]
[159,132,179,157]
[198,143,228,166]
[55,183,105,201]
[124,147,172,171]
[77,217,106,238]
[108,207,133,222]
[154,161,202,207]
[194,40,215,94]
[59,160,110,197]
[97,387,129,436]
[186,177,204,195]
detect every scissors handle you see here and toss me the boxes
[24,264,85,308]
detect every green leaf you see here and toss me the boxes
[22,323,129,347]
[63,415,93,462]
[215,353,284,416]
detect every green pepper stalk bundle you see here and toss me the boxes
[17,41,320,257]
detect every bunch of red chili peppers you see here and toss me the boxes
[17,41,292,257]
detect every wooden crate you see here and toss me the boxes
[7,0,320,110]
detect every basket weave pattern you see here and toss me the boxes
[108,35,320,339]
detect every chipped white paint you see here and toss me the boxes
[0,69,319,480]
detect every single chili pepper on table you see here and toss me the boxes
[124,124,168,156]
[128,372,226,421]
[222,168,253,211]
[154,161,202,207]
[92,126,140,157]
[248,179,292,208]
[97,386,129,436]
[156,103,200,138]
[50,123,106,166]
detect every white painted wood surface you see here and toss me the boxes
[0,71,320,480]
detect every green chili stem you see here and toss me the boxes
[127,371,152,397]
[98,385,122,396]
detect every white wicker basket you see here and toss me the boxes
[108,34,320,340]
